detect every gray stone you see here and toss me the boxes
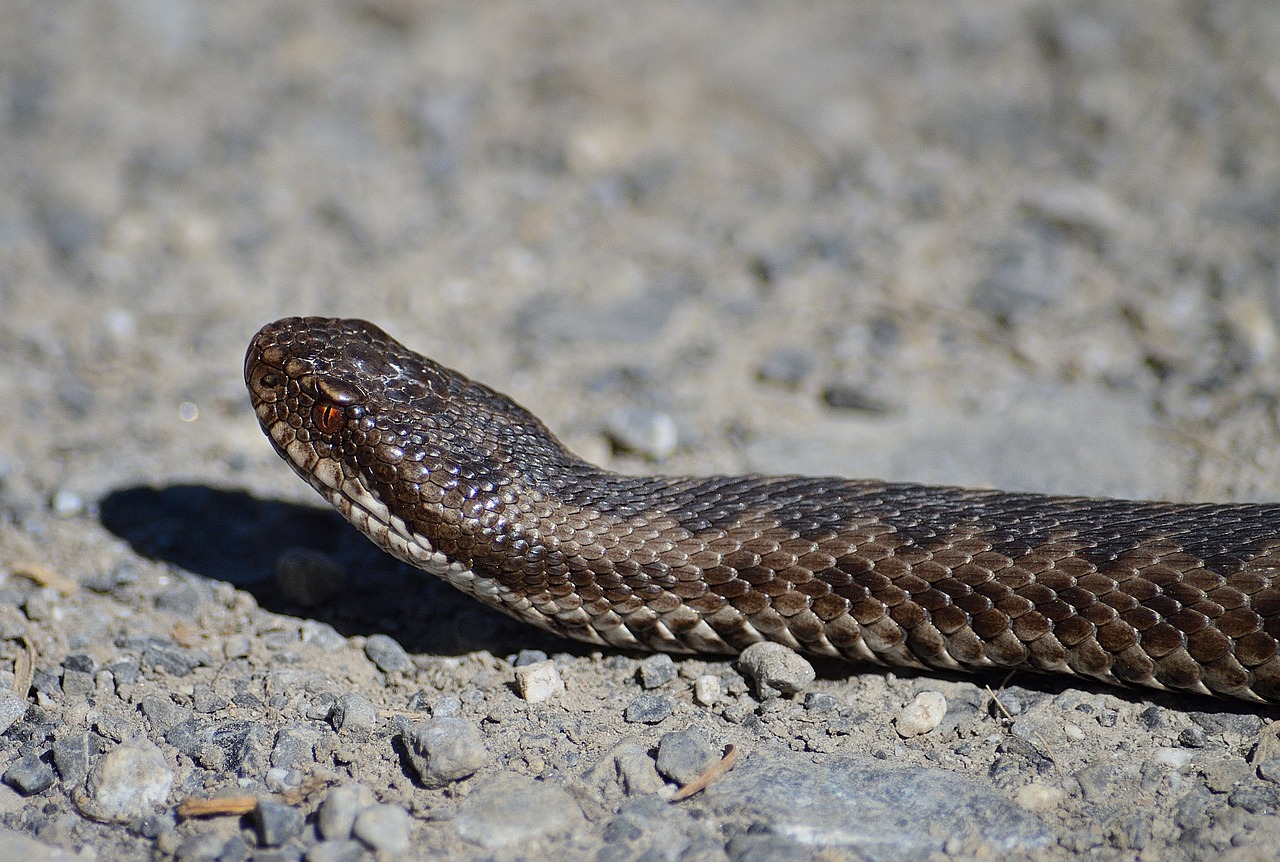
[363,634,412,673]
[1257,758,1280,785]
[454,773,585,850]
[613,745,666,796]
[317,784,373,840]
[511,649,548,667]
[352,804,412,854]
[174,830,225,862]
[304,840,366,862]
[248,848,302,862]
[3,754,56,795]
[52,733,90,785]
[141,642,209,677]
[820,382,893,414]
[606,407,679,460]
[59,669,93,697]
[655,729,716,786]
[329,693,378,734]
[62,654,95,673]
[603,796,709,860]
[271,723,327,769]
[637,654,677,689]
[0,690,28,734]
[215,834,250,862]
[704,752,1052,860]
[1228,783,1280,814]
[191,686,229,714]
[803,692,836,713]
[254,799,305,847]
[81,741,174,822]
[737,642,815,697]
[757,347,814,387]
[154,583,203,616]
[227,723,274,778]
[400,717,489,788]
[0,827,90,862]
[623,694,674,724]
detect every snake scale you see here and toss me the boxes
[246,317,1280,704]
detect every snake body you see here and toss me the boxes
[246,317,1280,703]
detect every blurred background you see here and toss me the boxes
[4,0,1280,521]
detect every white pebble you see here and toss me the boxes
[694,675,721,706]
[514,660,565,703]
[51,488,84,518]
[1014,781,1066,811]
[895,691,947,738]
[1153,747,1194,770]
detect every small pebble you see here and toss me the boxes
[638,654,677,689]
[655,729,716,786]
[453,773,585,850]
[693,675,721,706]
[254,799,305,847]
[1152,747,1194,770]
[352,804,412,854]
[896,691,947,738]
[624,694,675,724]
[363,634,413,673]
[329,693,378,734]
[50,488,84,518]
[305,839,367,862]
[737,642,815,697]
[511,649,548,667]
[605,407,679,460]
[271,725,321,770]
[1179,726,1207,749]
[757,347,814,387]
[3,755,56,795]
[994,691,1024,717]
[81,741,175,822]
[175,830,226,862]
[52,733,90,785]
[400,717,490,788]
[820,383,892,414]
[1228,783,1280,814]
[275,548,346,607]
[1257,758,1280,785]
[613,746,666,796]
[317,784,373,840]
[513,660,564,703]
[803,692,837,713]
[0,690,28,734]
[216,834,251,862]
[1014,781,1066,811]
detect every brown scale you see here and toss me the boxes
[247,317,1280,704]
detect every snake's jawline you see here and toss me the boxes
[246,316,1280,703]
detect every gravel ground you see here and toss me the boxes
[4,2,1280,860]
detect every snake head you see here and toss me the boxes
[246,317,586,570]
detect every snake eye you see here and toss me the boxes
[313,403,346,435]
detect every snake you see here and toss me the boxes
[245,316,1280,704]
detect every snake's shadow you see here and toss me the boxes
[97,484,567,657]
